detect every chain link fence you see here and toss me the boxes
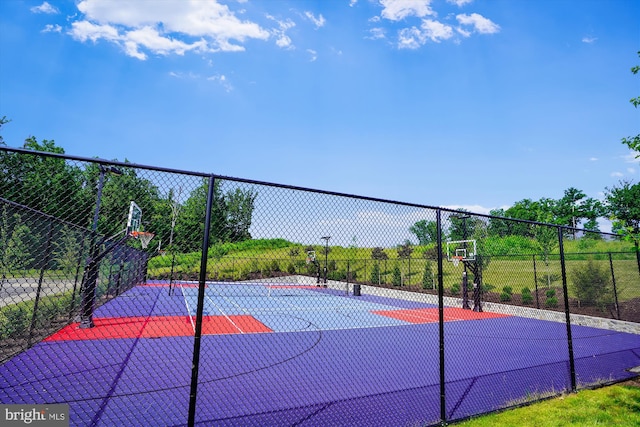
[1,146,638,426]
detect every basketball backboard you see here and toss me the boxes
[126,201,142,235]
[446,239,477,263]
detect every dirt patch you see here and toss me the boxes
[619,377,640,388]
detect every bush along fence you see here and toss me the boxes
[0,196,148,360]
[0,146,638,427]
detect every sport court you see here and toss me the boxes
[1,280,638,426]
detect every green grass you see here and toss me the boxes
[454,382,640,427]
[146,238,639,300]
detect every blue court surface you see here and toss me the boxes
[1,281,639,426]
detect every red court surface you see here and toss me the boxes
[45,315,272,341]
[373,307,510,324]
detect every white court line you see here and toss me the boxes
[180,283,244,333]
[180,283,197,331]
[205,287,246,334]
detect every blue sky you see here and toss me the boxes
[1,0,638,223]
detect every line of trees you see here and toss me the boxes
[0,120,258,261]
[407,182,638,246]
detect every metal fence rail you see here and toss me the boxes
[1,146,638,427]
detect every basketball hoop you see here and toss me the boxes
[452,256,462,267]
[306,251,316,265]
[131,231,155,249]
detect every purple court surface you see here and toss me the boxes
[1,282,639,426]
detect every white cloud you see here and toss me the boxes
[169,71,200,79]
[589,157,598,161]
[42,24,62,33]
[306,49,317,62]
[456,13,500,34]
[397,27,423,49]
[421,19,454,41]
[304,11,326,28]
[611,171,624,177]
[628,167,637,174]
[350,0,358,6]
[398,19,453,48]
[274,34,293,48]
[379,0,436,21]
[372,1,499,48]
[207,74,233,92]
[266,15,296,49]
[582,36,597,43]
[70,21,120,43]
[68,0,271,60]
[31,2,59,14]
[368,27,386,40]
[125,26,204,56]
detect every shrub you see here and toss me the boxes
[422,261,433,289]
[371,247,388,261]
[370,262,381,284]
[545,297,558,308]
[538,273,561,289]
[1,306,30,338]
[502,286,513,296]
[392,264,402,286]
[451,283,460,295]
[286,262,296,274]
[546,289,556,299]
[481,283,495,292]
[521,287,533,305]
[500,292,512,302]
[570,259,613,309]
[269,260,280,273]
[422,246,439,260]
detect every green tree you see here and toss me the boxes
[553,187,604,238]
[174,179,258,252]
[89,163,162,239]
[409,220,438,245]
[0,207,35,280]
[570,259,612,309]
[397,242,413,285]
[370,262,381,285]
[0,116,9,145]
[534,212,559,288]
[605,181,640,262]
[0,137,91,226]
[621,51,639,157]
[448,210,480,241]
[371,247,388,261]
[487,208,511,237]
[503,199,547,237]
[422,261,434,289]
[223,187,258,242]
[53,226,84,273]
[392,263,402,286]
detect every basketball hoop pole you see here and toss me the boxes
[79,164,122,329]
[321,236,330,285]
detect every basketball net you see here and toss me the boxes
[131,231,155,249]
[452,256,462,267]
